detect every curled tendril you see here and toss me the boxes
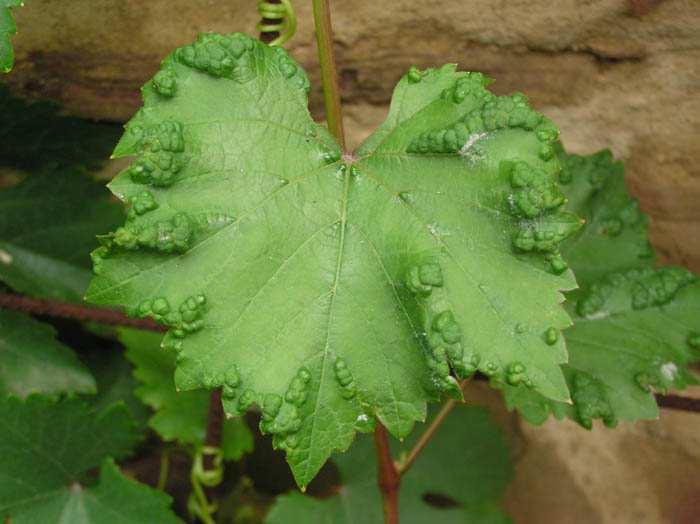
[187,446,224,524]
[257,0,297,46]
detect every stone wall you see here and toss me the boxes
[6,1,700,522]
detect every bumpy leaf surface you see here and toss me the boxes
[266,405,511,524]
[502,150,700,427]
[0,310,95,397]
[0,171,124,301]
[0,396,176,523]
[122,328,253,459]
[557,148,654,287]
[0,0,21,73]
[87,33,579,486]
[0,86,122,172]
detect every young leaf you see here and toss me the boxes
[558,148,654,286]
[0,309,96,397]
[0,86,122,172]
[501,149,700,427]
[0,0,22,73]
[121,328,253,460]
[0,171,124,301]
[266,405,512,524]
[87,33,578,486]
[0,395,175,523]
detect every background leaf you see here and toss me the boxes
[0,309,95,397]
[7,458,182,524]
[0,170,124,301]
[501,148,700,427]
[558,147,654,287]
[0,395,154,521]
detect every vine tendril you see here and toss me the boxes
[187,446,224,524]
[257,0,297,46]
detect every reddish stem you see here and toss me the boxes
[374,423,400,524]
[203,388,224,470]
[655,393,700,413]
[0,292,165,331]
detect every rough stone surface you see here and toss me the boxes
[9,0,698,273]
[4,1,700,522]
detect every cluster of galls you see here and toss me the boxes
[570,372,617,429]
[557,149,621,189]
[126,121,186,188]
[558,149,654,258]
[403,72,577,275]
[406,260,561,394]
[258,367,312,452]
[136,294,207,352]
[406,74,556,163]
[172,32,309,93]
[502,160,581,274]
[111,212,194,254]
[577,267,696,318]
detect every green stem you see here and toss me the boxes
[156,448,170,491]
[395,379,470,476]
[311,0,346,150]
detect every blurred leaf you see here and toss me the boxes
[0,309,95,397]
[0,395,177,523]
[0,0,22,73]
[0,170,123,301]
[0,85,122,172]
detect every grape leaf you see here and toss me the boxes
[557,147,654,287]
[0,309,96,397]
[0,0,22,73]
[0,170,124,301]
[0,85,122,172]
[0,395,175,523]
[266,405,511,524]
[501,149,700,427]
[121,328,253,460]
[83,346,151,433]
[5,458,182,524]
[86,33,579,486]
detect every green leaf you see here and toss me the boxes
[121,328,253,460]
[558,147,654,287]
[502,149,700,427]
[266,405,511,524]
[0,0,21,73]
[83,345,151,433]
[0,309,95,397]
[3,457,181,523]
[0,86,122,172]
[0,395,164,522]
[0,170,124,301]
[87,33,578,487]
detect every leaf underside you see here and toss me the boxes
[87,33,580,486]
[501,149,700,427]
[267,405,512,524]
